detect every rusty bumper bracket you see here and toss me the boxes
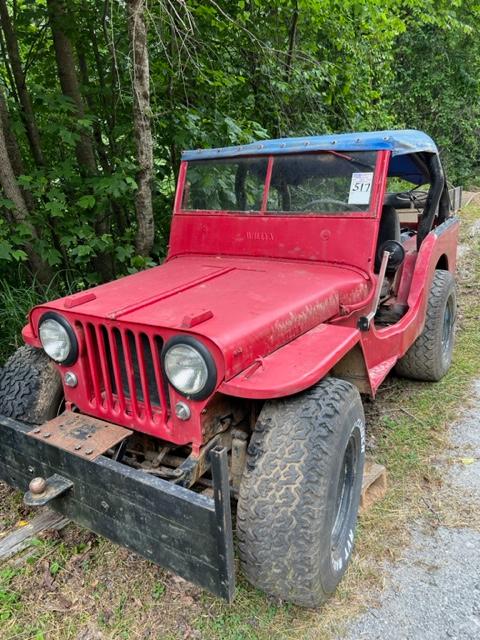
[0,413,235,602]
[27,412,132,461]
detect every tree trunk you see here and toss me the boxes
[77,47,111,174]
[0,88,24,178]
[0,26,19,106]
[0,86,36,214]
[46,0,97,174]
[48,1,115,281]
[127,0,154,256]
[0,113,51,283]
[285,0,299,83]
[0,0,44,166]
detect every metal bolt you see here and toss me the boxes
[33,428,41,434]
[29,477,47,495]
[85,448,94,455]
[74,445,82,451]
[175,401,191,421]
[43,432,51,438]
[27,466,34,474]
[64,371,78,388]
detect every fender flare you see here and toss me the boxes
[219,324,360,399]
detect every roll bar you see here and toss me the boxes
[417,154,449,249]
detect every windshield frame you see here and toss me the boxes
[176,150,386,218]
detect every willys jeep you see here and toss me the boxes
[0,129,459,607]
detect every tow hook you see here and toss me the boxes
[24,473,73,507]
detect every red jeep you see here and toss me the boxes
[0,130,459,607]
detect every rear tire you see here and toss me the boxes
[237,378,365,608]
[0,346,63,424]
[395,270,456,381]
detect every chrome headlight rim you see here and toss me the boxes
[38,312,78,366]
[162,336,217,401]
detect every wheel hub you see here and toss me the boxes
[442,295,455,356]
[331,435,356,550]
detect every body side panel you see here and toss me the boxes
[358,218,459,393]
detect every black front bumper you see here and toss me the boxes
[0,414,235,601]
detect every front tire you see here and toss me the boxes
[0,346,63,423]
[237,378,365,608]
[395,269,456,381]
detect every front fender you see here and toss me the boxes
[219,324,360,399]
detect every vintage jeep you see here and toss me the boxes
[0,130,459,607]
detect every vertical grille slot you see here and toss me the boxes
[80,321,164,423]
[95,324,113,412]
[107,327,126,412]
[150,335,167,408]
[84,323,103,406]
[121,329,140,416]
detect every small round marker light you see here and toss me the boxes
[64,371,78,388]
[175,401,191,421]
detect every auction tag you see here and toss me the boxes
[348,172,373,205]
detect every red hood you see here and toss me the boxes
[32,255,371,378]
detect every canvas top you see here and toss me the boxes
[181,129,438,184]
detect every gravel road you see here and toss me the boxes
[341,381,480,640]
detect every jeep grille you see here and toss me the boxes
[78,321,166,424]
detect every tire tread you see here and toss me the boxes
[0,346,62,423]
[237,378,364,607]
[395,270,456,381]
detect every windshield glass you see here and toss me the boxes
[182,157,268,212]
[182,151,377,214]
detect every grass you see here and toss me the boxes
[0,204,479,640]
[0,269,80,363]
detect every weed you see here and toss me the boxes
[0,269,79,362]
[152,582,166,600]
[0,568,21,622]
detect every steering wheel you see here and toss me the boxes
[300,198,361,211]
[395,190,428,204]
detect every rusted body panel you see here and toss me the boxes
[28,413,131,460]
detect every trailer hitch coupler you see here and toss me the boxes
[24,473,73,507]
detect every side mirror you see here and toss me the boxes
[378,240,405,274]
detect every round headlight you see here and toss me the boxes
[38,314,77,365]
[163,338,216,399]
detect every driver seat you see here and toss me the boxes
[375,205,400,272]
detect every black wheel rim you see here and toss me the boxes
[331,434,356,550]
[441,295,455,356]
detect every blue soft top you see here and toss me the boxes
[182,129,438,184]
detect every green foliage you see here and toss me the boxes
[0,0,480,360]
[0,567,21,622]
[388,2,480,184]
[0,269,78,362]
